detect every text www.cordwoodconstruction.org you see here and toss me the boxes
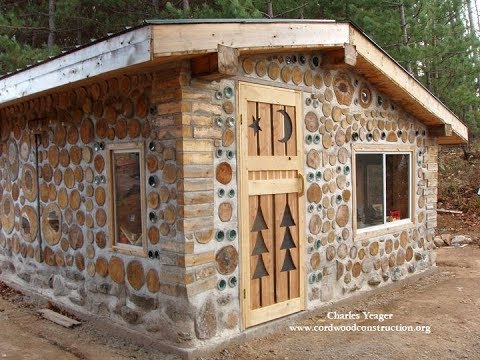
[289,311,431,334]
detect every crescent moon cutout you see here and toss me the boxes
[277,110,293,143]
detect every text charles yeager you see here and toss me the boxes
[327,311,393,322]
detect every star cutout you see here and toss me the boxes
[249,115,262,136]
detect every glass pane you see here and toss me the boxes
[386,154,410,222]
[356,154,384,229]
[114,151,143,247]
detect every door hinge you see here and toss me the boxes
[243,289,246,299]
[240,114,243,125]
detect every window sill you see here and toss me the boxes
[112,245,147,257]
[354,220,415,241]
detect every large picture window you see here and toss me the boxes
[107,143,146,256]
[354,149,412,234]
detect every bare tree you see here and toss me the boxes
[267,0,273,18]
[399,0,412,73]
[466,0,476,36]
[47,0,55,48]
[152,0,160,13]
[183,0,190,12]
[466,0,480,94]
[475,0,480,33]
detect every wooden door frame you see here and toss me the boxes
[237,81,306,329]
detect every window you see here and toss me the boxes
[354,148,413,235]
[107,143,146,256]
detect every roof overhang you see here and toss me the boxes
[0,20,468,144]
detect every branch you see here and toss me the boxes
[274,2,308,17]
[0,24,49,31]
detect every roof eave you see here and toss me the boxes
[0,21,468,144]
[0,25,152,107]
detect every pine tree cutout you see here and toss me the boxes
[252,231,268,255]
[251,205,269,279]
[280,203,296,272]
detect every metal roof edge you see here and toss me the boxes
[0,23,148,82]
[144,18,336,25]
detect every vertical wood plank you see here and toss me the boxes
[257,103,275,306]
[249,195,261,309]
[293,91,305,309]
[287,192,300,299]
[273,193,288,303]
[259,194,275,306]
[272,104,285,156]
[285,106,297,157]
[247,101,258,157]
[272,104,289,303]
[258,102,272,157]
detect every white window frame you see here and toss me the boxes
[106,142,147,257]
[352,144,416,240]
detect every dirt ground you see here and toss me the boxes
[210,244,480,360]
[0,285,179,360]
[0,215,479,360]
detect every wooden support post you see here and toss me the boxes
[321,44,357,69]
[428,124,453,137]
[217,44,239,76]
[191,44,239,80]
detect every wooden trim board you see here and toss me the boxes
[351,144,416,241]
[106,142,147,257]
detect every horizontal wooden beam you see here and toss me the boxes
[321,44,357,69]
[191,45,239,80]
[248,178,299,195]
[152,22,350,56]
[428,124,453,137]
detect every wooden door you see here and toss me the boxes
[238,82,305,328]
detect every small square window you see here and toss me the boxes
[107,143,147,256]
[354,149,413,235]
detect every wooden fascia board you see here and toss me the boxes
[151,22,350,57]
[0,26,152,106]
[349,27,468,144]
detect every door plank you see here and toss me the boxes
[249,195,261,309]
[248,178,299,195]
[287,192,300,299]
[285,106,297,157]
[272,104,286,156]
[257,102,275,307]
[272,103,289,303]
[258,102,272,157]
[246,156,300,171]
[259,194,275,306]
[247,101,258,156]
[274,193,289,302]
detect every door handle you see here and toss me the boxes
[298,173,304,197]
